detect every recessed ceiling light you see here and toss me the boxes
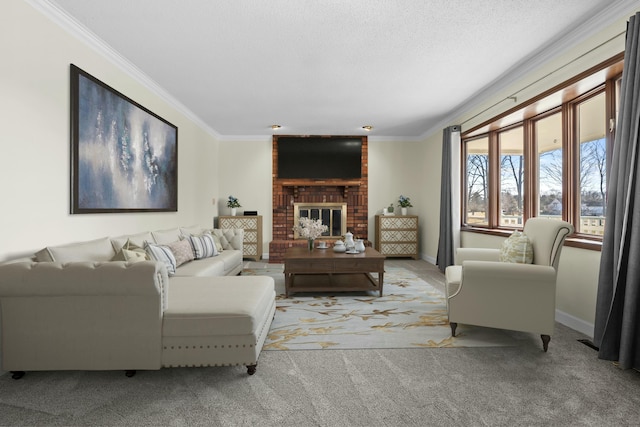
[362,125,373,131]
[271,124,282,130]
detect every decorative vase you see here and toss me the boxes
[231,207,237,216]
[344,232,355,252]
[308,238,315,251]
[401,207,408,215]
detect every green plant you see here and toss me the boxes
[227,195,241,208]
[398,195,413,208]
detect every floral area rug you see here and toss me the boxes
[242,266,521,350]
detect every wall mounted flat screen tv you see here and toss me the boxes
[277,136,362,179]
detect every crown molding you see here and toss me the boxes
[368,135,425,143]
[217,135,273,143]
[420,0,637,140]
[27,0,222,140]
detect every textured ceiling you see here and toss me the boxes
[47,0,625,138]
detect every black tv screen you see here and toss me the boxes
[277,137,362,179]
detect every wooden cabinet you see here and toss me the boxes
[374,215,419,259]
[219,215,263,261]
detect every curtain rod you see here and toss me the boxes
[460,29,626,127]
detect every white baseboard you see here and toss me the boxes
[422,254,437,265]
[555,309,594,338]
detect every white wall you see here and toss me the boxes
[367,138,423,241]
[217,138,273,254]
[0,0,219,262]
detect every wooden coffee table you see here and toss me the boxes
[283,246,385,297]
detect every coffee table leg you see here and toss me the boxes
[285,273,291,297]
[379,269,384,296]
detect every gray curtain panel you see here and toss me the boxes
[594,12,640,371]
[437,125,461,272]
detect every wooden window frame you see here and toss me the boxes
[461,54,623,251]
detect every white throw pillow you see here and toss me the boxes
[499,231,533,264]
[111,248,148,263]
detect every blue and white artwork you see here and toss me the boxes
[72,67,177,212]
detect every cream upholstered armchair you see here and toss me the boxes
[445,218,574,351]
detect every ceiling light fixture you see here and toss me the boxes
[271,124,282,130]
[362,125,373,131]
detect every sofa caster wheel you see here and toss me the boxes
[11,371,25,380]
[246,364,257,375]
[125,370,136,378]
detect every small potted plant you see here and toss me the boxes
[398,195,413,215]
[227,195,241,216]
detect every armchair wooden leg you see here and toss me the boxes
[450,322,457,337]
[541,335,550,352]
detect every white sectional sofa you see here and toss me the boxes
[0,225,276,378]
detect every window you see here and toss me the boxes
[536,112,563,219]
[576,92,606,236]
[499,127,524,227]
[461,55,622,247]
[465,137,489,226]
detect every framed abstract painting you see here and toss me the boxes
[70,64,178,213]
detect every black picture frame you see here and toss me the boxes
[70,64,178,214]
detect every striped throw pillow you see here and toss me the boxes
[145,242,177,275]
[187,233,218,259]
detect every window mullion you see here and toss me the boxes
[563,102,576,225]
[488,132,500,228]
[524,118,536,222]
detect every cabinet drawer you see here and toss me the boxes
[220,217,257,229]
[379,216,418,229]
[285,260,334,273]
[244,244,257,256]
[380,230,417,242]
[334,259,382,272]
[380,243,417,255]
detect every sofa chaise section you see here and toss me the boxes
[0,261,276,377]
[162,276,276,374]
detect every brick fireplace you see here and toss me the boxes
[269,135,368,263]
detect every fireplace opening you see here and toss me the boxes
[293,202,347,239]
